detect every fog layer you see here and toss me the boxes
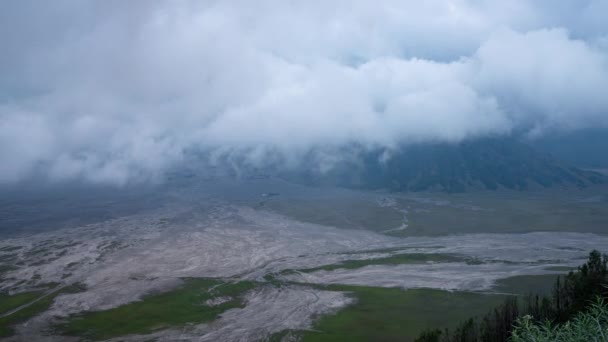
[1,1,608,184]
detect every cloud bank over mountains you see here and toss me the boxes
[1,1,607,184]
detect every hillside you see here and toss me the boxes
[288,138,607,192]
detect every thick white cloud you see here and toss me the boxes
[474,28,608,133]
[0,1,607,184]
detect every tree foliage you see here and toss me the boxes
[415,250,608,342]
[511,297,608,342]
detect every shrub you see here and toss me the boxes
[511,297,608,342]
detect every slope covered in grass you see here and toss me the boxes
[57,278,256,341]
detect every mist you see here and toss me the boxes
[1,1,608,185]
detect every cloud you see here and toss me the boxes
[474,28,608,133]
[0,1,607,184]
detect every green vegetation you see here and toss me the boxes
[544,266,576,272]
[0,291,44,315]
[492,274,561,295]
[400,191,608,236]
[415,250,608,342]
[511,298,608,342]
[298,253,462,273]
[0,284,83,338]
[262,197,405,232]
[263,273,284,288]
[263,187,608,236]
[266,329,299,342]
[298,285,507,342]
[57,278,256,341]
[0,294,58,337]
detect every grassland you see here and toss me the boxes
[56,278,256,341]
[0,284,84,337]
[296,285,508,342]
[0,291,44,316]
[261,197,404,233]
[277,274,564,341]
[492,274,562,295]
[0,293,59,337]
[297,253,462,273]
[395,188,608,236]
[262,186,608,236]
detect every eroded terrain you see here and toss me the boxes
[1,179,608,341]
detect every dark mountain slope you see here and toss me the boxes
[287,138,606,192]
[531,128,608,169]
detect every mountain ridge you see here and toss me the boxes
[284,138,607,193]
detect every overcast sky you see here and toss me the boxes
[1,1,608,184]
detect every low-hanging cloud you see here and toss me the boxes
[1,0,607,184]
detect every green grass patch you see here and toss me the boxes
[266,329,300,342]
[298,285,508,342]
[0,284,83,338]
[544,266,576,272]
[262,198,405,233]
[0,293,58,337]
[492,274,562,295]
[394,189,608,236]
[299,253,462,273]
[0,291,44,315]
[258,188,608,236]
[56,278,256,341]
